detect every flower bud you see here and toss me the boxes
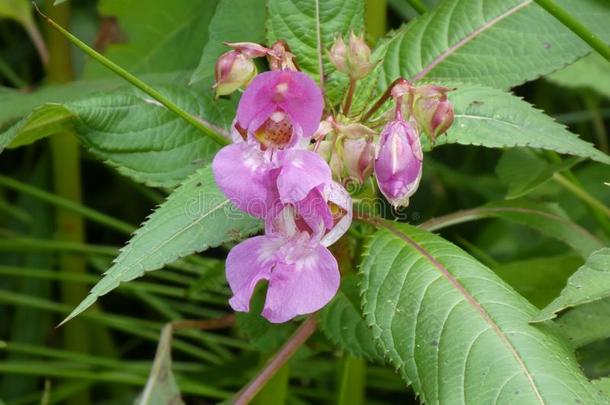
[267,40,299,71]
[225,42,268,58]
[374,120,423,207]
[329,32,374,80]
[343,137,375,183]
[412,85,455,142]
[213,50,257,97]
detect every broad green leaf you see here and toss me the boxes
[319,275,384,362]
[1,86,234,188]
[71,86,233,188]
[361,220,605,404]
[555,298,610,348]
[190,0,266,86]
[0,0,31,25]
[376,0,610,90]
[84,0,219,78]
[496,149,581,199]
[421,200,605,259]
[547,53,610,99]
[0,71,192,128]
[138,324,185,405]
[266,0,364,90]
[439,84,610,165]
[533,248,610,322]
[493,255,582,308]
[61,166,261,325]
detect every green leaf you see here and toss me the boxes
[593,378,610,398]
[266,0,364,89]
[496,148,581,199]
[71,86,233,188]
[61,166,261,325]
[138,324,185,405]
[547,53,610,98]
[555,298,610,348]
[1,86,235,188]
[0,0,31,25]
[319,275,384,362]
[190,0,266,86]
[533,248,610,322]
[422,199,605,259]
[493,254,582,308]
[376,0,610,90]
[439,84,610,164]
[0,104,73,151]
[84,0,219,78]
[360,220,605,404]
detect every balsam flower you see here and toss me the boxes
[213,146,332,219]
[226,181,351,323]
[236,70,323,149]
[374,119,423,207]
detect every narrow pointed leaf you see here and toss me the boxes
[62,166,261,324]
[533,248,610,322]
[361,220,605,404]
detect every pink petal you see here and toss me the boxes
[262,243,339,323]
[237,71,323,138]
[226,236,284,312]
[276,149,331,204]
[212,143,276,218]
[320,181,352,247]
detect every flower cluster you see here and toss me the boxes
[212,34,454,323]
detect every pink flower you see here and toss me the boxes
[226,182,351,323]
[212,145,332,219]
[236,70,324,149]
[374,120,423,207]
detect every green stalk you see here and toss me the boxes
[0,175,133,234]
[534,0,610,63]
[252,360,290,405]
[553,173,610,218]
[365,0,387,43]
[33,3,228,145]
[0,55,28,88]
[337,355,366,405]
[407,0,428,15]
[42,4,89,403]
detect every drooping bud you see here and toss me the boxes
[374,120,423,207]
[267,40,299,71]
[213,50,257,97]
[412,85,455,142]
[328,32,374,80]
[225,42,269,58]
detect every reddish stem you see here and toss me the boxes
[343,78,357,116]
[362,77,408,122]
[233,315,318,405]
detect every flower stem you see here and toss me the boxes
[534,0,610,63]
[362,77,406,122]
[343,78,357,116]
[337,355,366,405]
[33,3,229,146]
[553,173,610,218]
[233,315,317,405]
[407,0,428,15]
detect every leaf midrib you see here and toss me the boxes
[369,217,545,404]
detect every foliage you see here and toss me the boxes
[0,0,609,404]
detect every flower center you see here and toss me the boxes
[255,111,293,148]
